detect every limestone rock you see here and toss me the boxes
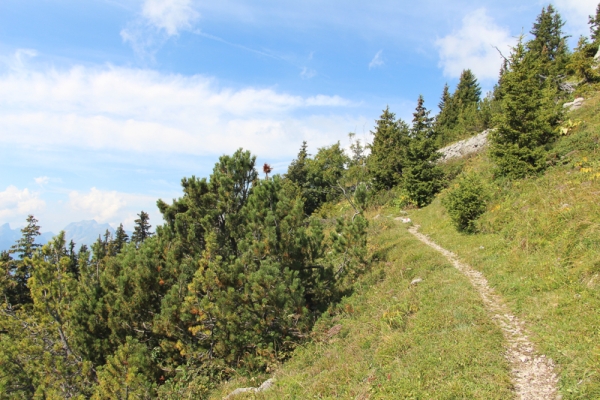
[438,129,491,163]
[563,98,584,112]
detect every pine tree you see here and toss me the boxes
[589,4,600,44]
[438,83,450,111]
[435,70,484,145]
[454,69,481,106]
[110,223,129,256]
[490,36,558,179]
[403,96,444,207]
[7,215,43,305]
[131,211,153,245]
[286,141,309,186]
[527,5,569,80]
[366,107,410,190]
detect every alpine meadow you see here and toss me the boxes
[3,2,600,399]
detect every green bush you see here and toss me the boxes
[442,173,489,232]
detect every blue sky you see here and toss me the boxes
[0,0,596,233]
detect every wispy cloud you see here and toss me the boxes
[34,176,50,186]
[300,67,317,79]
[368,50,384,69]
[435,8,515,82]
[121,0,201,58]
[0,50,361,161]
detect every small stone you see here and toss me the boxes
[326,324,343,338]
[373,214,380,219]
[410,278,423,285]
[479,246,485,250]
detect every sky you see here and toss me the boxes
[0,0,597,233]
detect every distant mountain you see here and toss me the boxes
[0,223,54,253]
[63,220,115,249]
[0,220,134,253]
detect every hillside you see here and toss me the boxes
[212,92,600,399]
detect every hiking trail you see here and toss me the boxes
[408,225,560,400]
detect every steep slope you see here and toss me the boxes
[213,93,600,399]
[409,92,600,398]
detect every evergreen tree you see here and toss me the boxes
[404,96,444,207]
[435,70,484,145]
[438,83,450,111]
[590,3,600,44]
[6,215,42,305]
[490,36,559,179]
[454,69,482,106]
[527,5,569,80]
[131,211,153,245]
[367,107,410,190]
[286,141,309,187]
[110,223,129,256]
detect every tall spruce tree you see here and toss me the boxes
[131,211,153,244]
[367,106,410,190]
[527,5,569,80]
[7,215,42,305]
[403,96,444,207]
[435,70,484,145]
[590,4,600,44]
[454,69,482,106]
[490,36,558,179]
[110,223,129,256]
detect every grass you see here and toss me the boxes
[409,92,600,398]
[211,90,600,400]
[212,215,513,399]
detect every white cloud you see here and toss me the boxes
[435,8,516,82]
[368,50,384,69]
[142,0,200,36]
[63,188,163,230]
[0,186,45,221]
[34,176,50,185]
[68,187,127,223]
[121,0,200,57]
[554,0,597,39]
[0,55,361,159]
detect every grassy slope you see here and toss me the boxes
[213,215,513,399]
[409,93,600,398]
[213,93,600,400]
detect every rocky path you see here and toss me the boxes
[408,225,560,400]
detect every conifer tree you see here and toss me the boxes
[527,5,569,80]
[7,215,42,305]
[590,3,600,44]
[110,223,129,256]
[131,211,153,244]
[490,36,559,179]
[367,107,410,190]
[435,70,484,145]
[454,69,482,106]
[403,96,444,207]
[286,141,309,187]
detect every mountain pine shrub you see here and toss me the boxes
[442,173,489,233]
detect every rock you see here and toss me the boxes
[563,97,584,111]
[410,278,423,285]
[223,379,275,399]
[394,217,411,223]
[438,129,491,163]
[327,324,343,338]
[373,214,380,219]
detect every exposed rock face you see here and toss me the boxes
[563,97,584,112]
[438,129,491,163]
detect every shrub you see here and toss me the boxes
[443,174,489,232]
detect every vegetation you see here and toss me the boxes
[4,3,600,398]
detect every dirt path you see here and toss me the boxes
[408,225,560,400]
